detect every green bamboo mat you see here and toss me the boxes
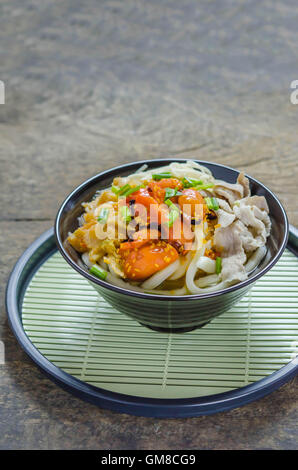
[22,249,298,399]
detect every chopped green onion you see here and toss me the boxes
[168,210,180,227]
[195,183,214,190]
[111,185,120,195]
[182,177,203,188]
[210,197,219,210]
[152,172,172,181]
[118,184,131,196]
[112,184,143,197]
[97,208,109,224]
[216,257,222,275]
[164,187,182,200]
[165,199,181,212]
[120,205,131,223]
[122,184,142,196]
[205,197,213,209]
[169,210,180,227]
[165,199,175,208]
[181,177,214,190]
[165,200,180,227]
[205,196,219,210]
[164,188,176,200]
[89,264,108,280]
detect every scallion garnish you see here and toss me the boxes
[120,205,131,223]
[195,183,215,190]
[89,264,108,280]
[97,208,109,224]
[165,200,180,227]
[118,184,131,196]
[205,196,219,210]
[122,184,142,196]
[111,186,120,195]
[205,197,212,209]
[168,209,180,227]
[165,199,175,208]
[182,177,203,188]
[216,257,222,275]
[152,172,172,181]
[111,184,143,197]
[181,178,214,190]
[164,187,182,200]
[210,197,219,210]
[164,188,176,200]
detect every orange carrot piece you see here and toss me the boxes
[123,241,178,281]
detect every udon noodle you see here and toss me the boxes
[68,161,271,295]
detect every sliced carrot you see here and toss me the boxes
[153,178,183,190]
[178,188,205,217]
[148,178,183,204]
[123,241,178,281]
[126,187,159,224]
[119,228,160,254]
[119,239,147,255]
[127,187,158,209]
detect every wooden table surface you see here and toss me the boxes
[0,0,297,450]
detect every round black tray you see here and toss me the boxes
[5,227,298,418]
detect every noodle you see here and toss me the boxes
[195,274,219,288]
[245,246,267,274]
[141,259,180,290]
[168,252,192,280]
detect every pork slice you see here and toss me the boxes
[213,180,244,205]
[216,208,236,228]
[237,172,251,197]
[214,222,247,284]
[233,196,271,245]
[217,197,233,213]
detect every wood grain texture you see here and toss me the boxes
[0,0,297,450]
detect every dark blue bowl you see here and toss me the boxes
[55,159,289,333]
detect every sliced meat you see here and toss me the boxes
[217,197,233,213]
[233,220,264,253]
[232,195,271,247]
[214,222,247,284]
[221,255,248,285]
[237,172,251,198]
[215,208,236,228]
[213,180,244,205]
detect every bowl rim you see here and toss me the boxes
[54,158,289,301]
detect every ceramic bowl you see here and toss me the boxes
[55,159,289,333]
